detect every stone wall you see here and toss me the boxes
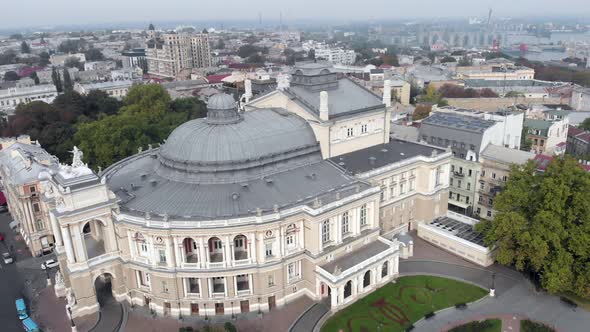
[445,97,564,111]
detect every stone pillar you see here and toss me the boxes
[172,237,180,267]
[248,274,254,294]
[165,238,173,268]
[330,286,338,308]
[319,91,329,122]
[61,226,76,264]
[49,213,63,246]
[278,227,284,257]
[71,224,87,262]
[318,223,323,253]
[248,233,256,263]
[297,222,304,250]
[335,216,342,244]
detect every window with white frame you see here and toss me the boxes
[347,127,354,137]
[138,271,150,287]
[35,219,44,231]
[268,274,275,287]
[264,242,274,257]
[400,183,405,195]
[161,281,169,293]
[409,179,415,192]
[187,278,200,294]
[361,124,367,134]
[139,242,148,257]
[158,249,167,264]
[286,234,295,247]
[341,212,350,235]
[360,204,367,226]
[435,166,442,186]
[322,220,331,243]
[390,186,395,198]
[288,261,300,282]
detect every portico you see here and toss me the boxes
[315,237,400,312]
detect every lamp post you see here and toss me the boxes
[258,297,262,315]
[67,306,76,332]
[45,265,51,286]
[489,272,496,297]
[178,302,182,320]
[231,301,235,320]
[204,303,208,321]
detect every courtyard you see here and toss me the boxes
[321,275,487,332]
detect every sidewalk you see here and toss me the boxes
[33,286,98,332]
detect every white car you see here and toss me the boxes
[41,259,59,270]
[2,253,13,264]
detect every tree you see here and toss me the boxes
[579,118,590,132]
[63,69,74,92]
[480,157,590,298]
[20,41,31,54]
[84,48,104,61]
[520,126,532,152]
[215,39,225,49]
[3,71,19,81]
[246,54,265,64]
[418,85,447,106]
[0,50,17,65]
[308,48,316,60]
[38,51,50,67]
[412,103,432,120]
[64,57,82,70]
[29,72,40,85]
[237,44,261,59]
[440,56,456,63]
[51,67,63,93]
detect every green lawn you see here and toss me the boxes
[520,319,556,332]
[321,275,487,332]
[448,319,502,332]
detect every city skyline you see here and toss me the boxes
[2,0,590,29]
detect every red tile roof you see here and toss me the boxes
[206,74,231,84]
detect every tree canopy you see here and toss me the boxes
[480,157,590,298]
[75,84,206,169]
[579,118,590,132]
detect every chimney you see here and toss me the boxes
[320,91,329,121]
[244,79,253,103]
[383,79,392,107]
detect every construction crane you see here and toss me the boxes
[486,8,493,30]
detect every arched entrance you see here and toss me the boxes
[363,270,371,288]
[95,273,115,307]
[83,219,106,259]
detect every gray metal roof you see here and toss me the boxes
[321,240,390,274]
[421,112,496,133]
[481,144,535,165]
[285,78,384,118]
[0,143,59,185]
[329,139,445,175]
[158,108,321,183]
[429,217,485,247]
[106,151,369,220]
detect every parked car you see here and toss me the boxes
[2,252,13,264]
[41,259,58,270]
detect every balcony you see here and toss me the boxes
[208,261,225,269]
[453,171,465,178]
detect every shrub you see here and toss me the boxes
[224,322,237,332]
[449,319,498,332]
[405,325,414,332]
[455,303,467,309]
[424,312,435,319]
[521,319,556,332]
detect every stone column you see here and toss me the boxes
[49,213,63,246]
[330,286,338,308]
[61,226,76,264]
[248,274,253,294]
[172,237,180,267]
[297,222,304,251]
[335,216,342,244]
[165,238,173,268]
[71,223,87,262]
[318,223,323,253]
[278,227,284,257]
[248,233,256,263]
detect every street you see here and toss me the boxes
[0,211,56,332]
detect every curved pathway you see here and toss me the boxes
[401,260,588,332]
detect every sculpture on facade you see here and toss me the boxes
[66,288,77,307]
[70,146,85,168]
[276,73,291,91]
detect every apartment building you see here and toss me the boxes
[0,84,58,114]
[146,32,212,78]
[524,111,568,155]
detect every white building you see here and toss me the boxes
[74,81,134,99]
[0,84,58,114]
[302,41,356,65]
[571,86,590,111]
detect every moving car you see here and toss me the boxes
[22,317,40,332]
[2,252,13,264]
[41,259,59,270]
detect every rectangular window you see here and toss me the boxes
[492,173,496,179]
[390,186,395,197]
[479,196,483,202]
[435,166,442,186]
[347,128,354,137]
[140,242,148,256]
[360,204,367,226]
[476,208,481,215]
[286,234,294,246]
[468,169,472,176]
[487,210,492,217]
[268,274,275,287]
[361,124,367,134]
[488,198,493,205]
[265,242,273,257]
[138,271,150,287]
[288,262,300,281]
[29,186,36,193]
[187,278,200,294]
[467,183,471,190]
[322,220,331,243]
[380,191,386,202]
[159,249,166,264]
[341,212,349,235]
[35,219,44,231]
[450,178,454,186]
[400,183,405,195]
[466,196,470,204]
[457,180,462,188]
[161,281,169,293]
[32,203,40,213]
[409,180,415,192]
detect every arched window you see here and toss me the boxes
[382,261,388,278]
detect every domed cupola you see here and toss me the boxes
[205,93,242,125]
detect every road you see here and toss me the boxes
[0,211,56,332]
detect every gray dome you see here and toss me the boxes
[207,93,236,110]
[156,109,321,184]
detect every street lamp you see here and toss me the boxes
[204,303,208,321]
[67,306,76,331]
[44,265,51,286]
[231,301,235,320]
[489,272,496,297]
[178,302,182,320]
[258,297,262,315]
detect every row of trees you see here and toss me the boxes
[479,157,590,298]
[438,84,499,98]
[0,85,207,169]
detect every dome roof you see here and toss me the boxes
[157,107,321,184]
[207,93,237,110]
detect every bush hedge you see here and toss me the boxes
[521,319,555,332]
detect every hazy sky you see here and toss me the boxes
[3,0,590,29]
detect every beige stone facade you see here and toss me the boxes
[146,33,212,79]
